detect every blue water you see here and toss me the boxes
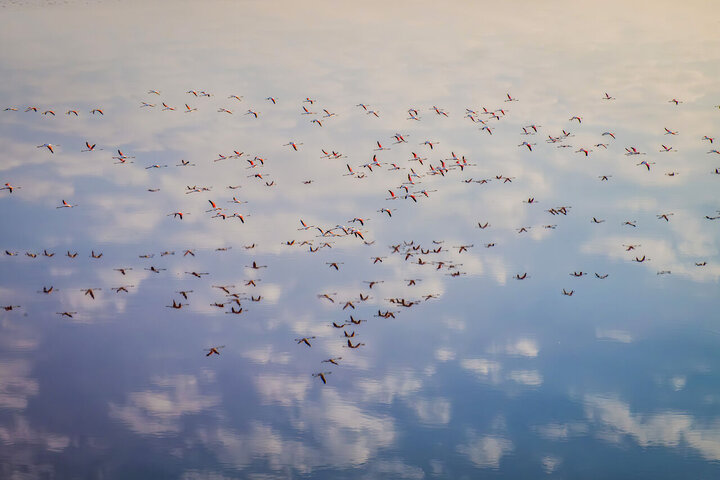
[1,1,719,478]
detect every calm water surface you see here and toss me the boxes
[1,1,719,478]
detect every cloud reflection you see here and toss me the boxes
[0,0,719,477]
[197,387,399,473]
[411,397,452,425]
[0,415,70,453]
[109,374,219,436]
[508,369,543,387]
[456,430,513,469]
[0,360,38,410]
[460,358,502,383]
[585,394,720,461]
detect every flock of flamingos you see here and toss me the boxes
[2,90,719,385]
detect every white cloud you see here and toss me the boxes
[434,348,456,362]
[0,360,39,410]
[585,394,720,461]
[541,455,562,474]
[356,369,422,404]
[509,370,543,387]
[365,459,425,479]
[457,432,513,469]
[411,397,452,425]
[460,358,501,383]
[109,375,219,435]
[442,316,465,331]
[596,329,633,344]
[254,374,310,406]
[0,416,70,453]
[504,338,539,357]
[534,422,589,440]
[241,346,291,365]
[670,376,686,391]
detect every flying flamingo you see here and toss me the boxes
[57,199,76,208]
[284,141,303,151]
[37,143,58,153]
[518,141,535,151]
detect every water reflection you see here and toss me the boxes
[584,395,720,462]
[1,0,720,478]
[457,431,513,469]
[110,374,220,437]
[0,360,38,410]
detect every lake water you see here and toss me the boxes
[1,1,719,478]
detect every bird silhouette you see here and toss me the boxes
[312,372,331,384]
[206,346,225,356]
[296,337,316,347]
